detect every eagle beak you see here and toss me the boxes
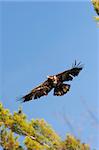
[47,76,53,80]
[47,76,50,78]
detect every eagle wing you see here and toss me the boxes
[21,80,53,102]
[56,61,83,82]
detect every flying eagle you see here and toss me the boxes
[21,61,83,102]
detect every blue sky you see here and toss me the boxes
[1,1,99,149]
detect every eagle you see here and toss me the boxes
[20,61,83,102]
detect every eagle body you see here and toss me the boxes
[21,61,83,102]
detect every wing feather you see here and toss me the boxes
[56,61,83,82]
[21,80,53,102]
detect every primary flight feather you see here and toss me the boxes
[21,61,83,102]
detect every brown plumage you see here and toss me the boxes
[21,61,83,102]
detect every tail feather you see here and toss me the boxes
[54,84,70,96]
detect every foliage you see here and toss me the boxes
[62,135,90,150]
[91,0,99,22]
[0,103,90,150]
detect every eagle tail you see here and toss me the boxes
[54,84,70,96]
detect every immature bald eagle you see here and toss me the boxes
[21,61,83,102]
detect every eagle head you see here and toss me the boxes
[47,75,58,85]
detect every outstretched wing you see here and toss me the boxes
[21,80,53,102]
[56,61,83,82]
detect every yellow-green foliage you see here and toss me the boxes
[0,103,90,150]
[62,135,90,150]
[92,0,99,22]
[0,128,20,150]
